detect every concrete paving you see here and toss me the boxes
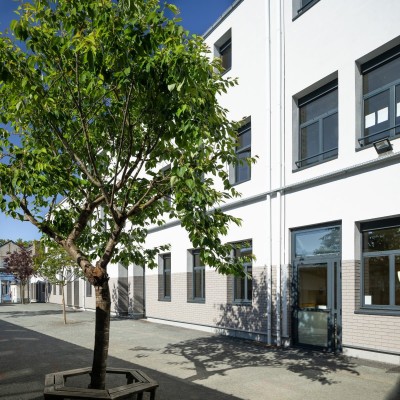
[0,303,399,400]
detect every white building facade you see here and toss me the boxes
[47,0,400,364]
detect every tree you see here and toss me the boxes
[34,242,83,324]
[4,247,34,303]
[0,0,254,390]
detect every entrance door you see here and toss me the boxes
[294,257,341,351]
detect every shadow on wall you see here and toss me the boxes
[214,269,270,337]
[162,334,360,385]
[215,266,293,344]
[111,282,134,317]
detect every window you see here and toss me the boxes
[361,218,400,309]
[160,165,172,207]
[233,242,252,303]
[219,39,231,72]
[360,45,400,146]
[215,29,232,74]
[86,280,92,297]
[162,254,171,299]
[192,249,205,301]
[294,225,341,257]
[296,80,338,168]
[293,0,320,18]
[58,284,62,295]
[158,253,171,301]
[233,121,251,184]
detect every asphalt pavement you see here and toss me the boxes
[0,303,399,400]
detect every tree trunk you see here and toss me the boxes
[27,282,30,303]
[62,285,67,324]
[89,279,111,390]
[20,283,24,304]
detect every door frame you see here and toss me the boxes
[292,256,341,352]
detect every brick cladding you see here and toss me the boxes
[146,266,270,335]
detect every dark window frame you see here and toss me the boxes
[160,164,172,208]
[192,249,205,301]
[86,279,92,297]
[162,253,171,300]
[233,241,253,304]
[360,218,400,311]
[233,121,251,184]
[215,29,232,75]
[293,0,321,20]
[359,44,400,147]
[219,38,232,73]
[296,80,338,169]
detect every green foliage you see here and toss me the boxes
[34,240,83,285]
[0,0,255,277]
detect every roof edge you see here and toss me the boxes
[202,0,244,39]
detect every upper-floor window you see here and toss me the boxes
[233,241,253,303]
[215,29,232,74]
[360,45,400,147]
[233,121,251,183]
[219,39,231,71]
[296,80,338,168]
[361,217,400,310]
[293,0,321,19]
[160,164,172,207]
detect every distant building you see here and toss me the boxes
[0,241,25,303]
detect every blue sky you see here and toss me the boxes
[0,0,235,242]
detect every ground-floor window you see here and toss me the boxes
[86,279,92,297]
[361,217,400,309]
[233,241,253,303]
[192,249,205,301]
[162,253,171,299]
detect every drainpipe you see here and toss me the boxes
[265,0,272,346]
[279,0,287,344]
[275,0,285,347]
[83,276,86,311]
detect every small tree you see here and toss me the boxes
[0,0,254,389]
[5,248,34,303]
[34,242,83,324]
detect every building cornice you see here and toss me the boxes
[203,0,244,39]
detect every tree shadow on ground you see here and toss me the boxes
[185,266,357,385]
[163,335,359,386]
[0,319,241,400]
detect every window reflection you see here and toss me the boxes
[299,264,327,309]
[396,256,400,306]
[364,256,390,306]
[363,226,400,252]
[295,227,341,257]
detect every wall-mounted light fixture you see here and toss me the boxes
[373,138,393,154]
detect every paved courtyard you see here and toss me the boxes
[0,303,399,400]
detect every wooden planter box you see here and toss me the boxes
[44,367,158,399]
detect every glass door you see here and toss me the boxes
[294,258,341,351]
